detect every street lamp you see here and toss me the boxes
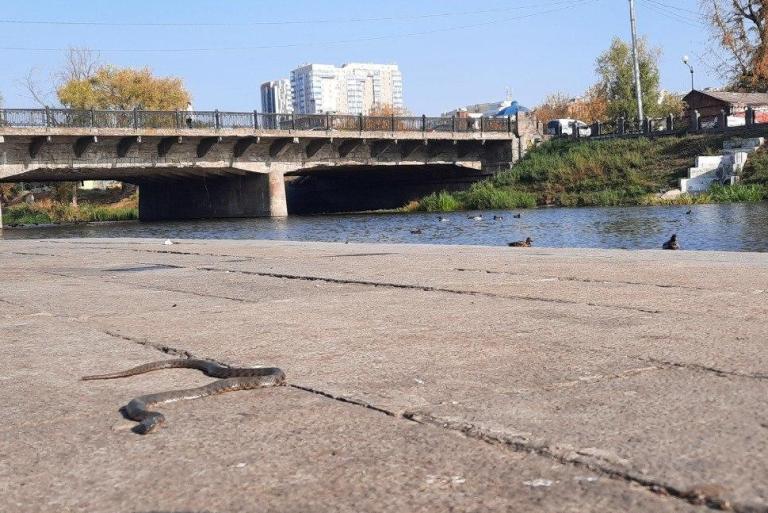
[682,56,695,91]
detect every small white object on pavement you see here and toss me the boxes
[523,479,554,488]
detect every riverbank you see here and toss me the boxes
[406,135,768,211]
[2,238,767,512]
[0,192,138,226]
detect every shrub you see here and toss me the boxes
[462,182,537,209]
[418,191,462,212]
[707,183,766,202]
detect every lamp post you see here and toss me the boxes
[683,55,695,91]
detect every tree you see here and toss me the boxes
[534,88,608,123]
[568,85,609,122]
[58,66,190,110]
[533,92,571,122]
[657,91,686,118]
[367,104,410,116]
[596,37,663,120]
[702,0,768,90]
[365,104,411,130]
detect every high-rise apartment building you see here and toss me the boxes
[290,63,403,115]
[260,79,294,114]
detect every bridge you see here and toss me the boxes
[0,108,542,219]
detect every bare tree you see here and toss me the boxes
[56,47,101,83]
[702,0,768,90]
[20,47,102,107]
[21,68,55,107]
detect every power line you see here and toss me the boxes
[0,0,586,28]
[642,0,702,16]
[638,0,706,28]
[0,0,599,54]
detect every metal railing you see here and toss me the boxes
[0,107,518,134]
[560,107,768,140]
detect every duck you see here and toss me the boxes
[512,213,522,219]
[685,209,692,215]
[662,234,680,250]
[493,215,504,221]
[410,229,423,235]
[468,215,483,221]
[438,216,449,222]
[508,237,533,248]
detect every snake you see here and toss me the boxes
[82,359,286,434]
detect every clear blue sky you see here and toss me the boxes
[0,0,716,114]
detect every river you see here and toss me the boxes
[3,202,768,252]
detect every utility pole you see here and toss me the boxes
[629,0,644,122]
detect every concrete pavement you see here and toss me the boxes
[1,238,767,512]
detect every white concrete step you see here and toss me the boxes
[681,169,719,193]
[694,155,723,169]
[688,166,720,179]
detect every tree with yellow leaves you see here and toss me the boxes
[58,66,191,110]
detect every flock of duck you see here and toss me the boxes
[409,214,683,250]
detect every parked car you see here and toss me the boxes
[546,118,592,137]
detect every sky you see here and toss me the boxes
[0,0,716,115]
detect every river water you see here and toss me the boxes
[3,202,768,252]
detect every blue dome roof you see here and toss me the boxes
[496,101,529,116]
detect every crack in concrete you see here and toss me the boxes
[402,411,750,512]
[0,297,23,307]
[22,244,673,315]
[41,270,254,305]
[455,267,713,292]
[7,251,59,257]
[635,356,768,381]
[98,328,398,417]
[94,328,757,512]
[39,263,664,316]
[102,330,195,359]
[288,384,396,417]
[195,266,664,315]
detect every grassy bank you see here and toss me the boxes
[2,194,138,226]
[407,135,768,211]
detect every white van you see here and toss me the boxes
[546,119,592,137]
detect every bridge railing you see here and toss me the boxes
[0,108,519,134]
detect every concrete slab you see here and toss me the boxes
[1,238,767,512]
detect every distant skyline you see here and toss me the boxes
[0,0,718,115]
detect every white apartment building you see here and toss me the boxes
[290,63,403,115]
[260,79,294,114]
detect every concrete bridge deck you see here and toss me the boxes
[1,238,766,512]
[0,112,543,220]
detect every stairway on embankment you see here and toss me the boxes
[679,137,764,193]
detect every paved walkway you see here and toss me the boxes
[1,238,767,512]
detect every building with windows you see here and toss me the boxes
[260,79,294,114]
[290,63,403,115]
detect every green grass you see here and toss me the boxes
[706,183,767,202]
[406,134,768,211]
[2,200,138,226]
[417,191,462,212]
[2,204,53,225]
[413,183,536,212]
[741,147,768,185]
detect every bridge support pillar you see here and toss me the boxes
[137,171,287,221]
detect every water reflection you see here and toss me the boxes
[3,202,768,252]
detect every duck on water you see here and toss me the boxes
[508,237,533,248]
